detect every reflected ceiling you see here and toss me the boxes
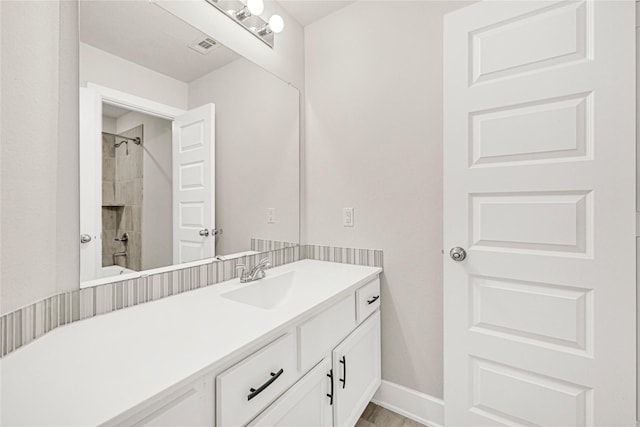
[80,0,240,82]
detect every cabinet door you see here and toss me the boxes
[249,359,332,427]
[333,311,381,427]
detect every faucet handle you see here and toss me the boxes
[257,257,271,268]
[236,264,250,282]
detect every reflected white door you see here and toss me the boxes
[172,104,216,264]
[79,87,102,282]
[443,1,636,426]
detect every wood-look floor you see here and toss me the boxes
[356,403,427,427]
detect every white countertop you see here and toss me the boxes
[0,260,381,426]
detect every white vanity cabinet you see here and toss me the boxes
[250,311,381,427]
[1,261,382,427]
[112,277,381,427]
[248,279,381,427]
[332,311,381,427]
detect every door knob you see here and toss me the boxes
[199,229,210,237]
[80,234,92,244]
[449,247,467,261]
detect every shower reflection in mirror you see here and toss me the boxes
[99,105,173,275]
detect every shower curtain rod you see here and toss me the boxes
[103,131,141,144]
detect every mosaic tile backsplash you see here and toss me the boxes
[0,243,382,358]
[251,238,298,252]
[303,244,384,267]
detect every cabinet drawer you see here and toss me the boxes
[356,277,380,323]
[248,359,332,427]
[216,333,297,427]
[298,294,356,373]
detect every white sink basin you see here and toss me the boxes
[221,271,305,309]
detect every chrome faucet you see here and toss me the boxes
[115,232,129,243]
[236,258,271,283]
[112,251,127,265]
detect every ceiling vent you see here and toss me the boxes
[189,37,219,55]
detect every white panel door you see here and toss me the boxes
[79,87,102,282]
[333,311,381,427]
[443,1,636,426]
[172,104,215,264]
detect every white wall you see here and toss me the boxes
[79,43,188,110]
[115,111,173,270]
[304,1,471,399]
[189,58,299,254]
[1,0,79,314]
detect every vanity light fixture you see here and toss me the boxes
[268,14,284,33]
[256,14,284,36]
[247,0,264,15]
[256,24,270,36]
[205,0,284,48]
[235,5,251,21]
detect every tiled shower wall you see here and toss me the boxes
[0,244,382,358]
[101,125,143,270]
[101,132,121,267]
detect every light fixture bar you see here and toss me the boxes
[205,0,276,48]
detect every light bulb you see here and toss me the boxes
[247,0,264,15]
[269,14,284,33]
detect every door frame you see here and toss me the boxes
[80,83,186,284]
[86,83,186,120]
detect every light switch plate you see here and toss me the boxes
[343,208,354,227]
[267,208,276,224]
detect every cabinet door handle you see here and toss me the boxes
[247,368,284,401]
[339,356,347,389]
[326,369,334,405]
[367,295,380,305]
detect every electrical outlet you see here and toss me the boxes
[343,208,354,227]
[267,208,276,224]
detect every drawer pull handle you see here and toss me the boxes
[367,295,380,305]
[339,356,347,389]
[247,368,284,401]
[326,369,334,405]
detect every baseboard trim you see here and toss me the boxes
[372,380,444,427]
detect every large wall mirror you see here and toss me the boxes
[78,0,299,286]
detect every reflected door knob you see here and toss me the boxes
[80,234,92,244]
[449,247,467,261]
[199,229,210,237]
